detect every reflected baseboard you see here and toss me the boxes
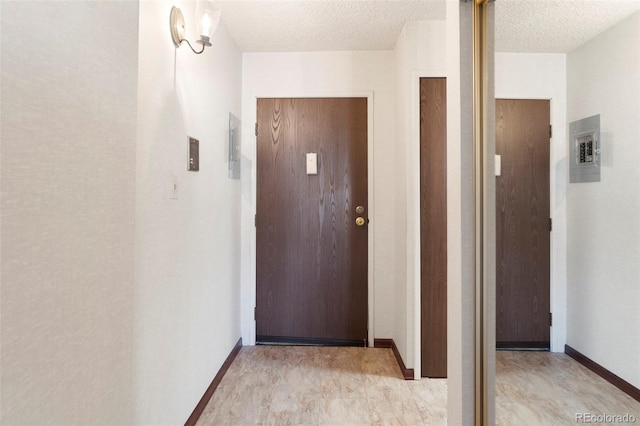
[565,344,640,403]
[497,341,550,350]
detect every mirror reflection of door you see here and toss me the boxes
[494,1,640,423]
[495,99,550,350]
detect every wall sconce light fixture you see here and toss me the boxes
[170,1,221,54]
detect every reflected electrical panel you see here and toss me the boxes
[229,113,241,179]
[570,114,600,183]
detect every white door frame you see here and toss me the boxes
[410,71,447,378]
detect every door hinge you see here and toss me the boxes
[254,307,256,321]
[255,122,258,136]
[549,218,552,232]
[254,214,257,227]
[549,124,553,138]
[550,312,553,326]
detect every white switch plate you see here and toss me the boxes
[495,155,501,177]
[169,175,178,200]
[306,153,318,175]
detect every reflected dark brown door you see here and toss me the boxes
[420,78,447,377]
[496,99,551,349]
[256,98,368,345]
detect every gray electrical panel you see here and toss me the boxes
[228,113,241,180]
[570,114,600,183]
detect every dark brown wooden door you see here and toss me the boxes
[256,98,368,345]
[496,99,551,349]
[420,78,447,377]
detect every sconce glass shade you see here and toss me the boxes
[169,2,221,53]
[195,1,221,47]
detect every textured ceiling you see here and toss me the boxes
[210,0,640,53]
[210,0,446,52]
[495,0,640,53]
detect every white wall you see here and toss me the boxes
[393,20,447,375]
[566,11,640,388]
[134,1,243,424]
[495,53,567,352]
[390,10,473,423]
[1,1,243,424]
[240,51,395,346]
[446,1,476,423]
[0,2,139,424]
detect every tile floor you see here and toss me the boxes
[496,351,640,425]
[196,346,639,425]
[196,346,446,425]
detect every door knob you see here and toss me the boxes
[355,217,366,226]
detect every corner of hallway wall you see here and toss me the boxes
[566,10,640,389]
[392,19,447,372]
[134,1,243,424]
[1,1,139,424]
[392,21,411,374]
[447,1,475,423]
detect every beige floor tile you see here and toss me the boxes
[197,346,639,426]
[496,351,640,425]
[264,386,321,426]
[410,379,447,425]
[318,398,372,425]
[366,385,424,425]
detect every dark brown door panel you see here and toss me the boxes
[420,78,448,378]
[256,98,368,344]
[496,99,551,349]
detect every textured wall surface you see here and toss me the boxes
[133,1,243,424]
[446,1,476,424]
[208,0,445,51]
[393,19,447,373]
[1,2,139,424]
[495,1,640,53]
[567,11,640,389]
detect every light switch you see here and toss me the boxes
[306,153,317,175]
[169,175,178,200]
[495,154,501,177]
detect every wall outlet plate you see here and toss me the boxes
[169,175,178,200]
